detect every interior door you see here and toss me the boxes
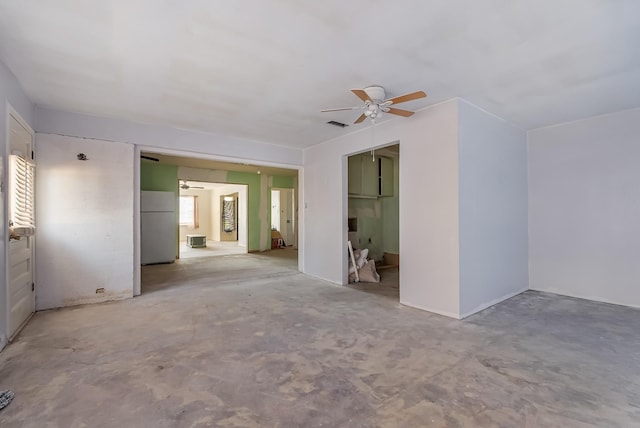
[7,112,35,339]
[277,188,294,246]
[220,193,238,241]
[283,189,294,246]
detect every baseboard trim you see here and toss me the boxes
[302,271,343,286]
[459,287,528,319]
[530,287,640,310]
[399,300,461,319]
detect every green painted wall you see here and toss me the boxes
[141,163,295,254]
[140,161,180,258]
[141,161,178,192]
[382,156,400,254]
[227,171,263,251]
[271,175,295,189]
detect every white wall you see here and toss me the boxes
[211,188,222,241]
[303,100,461,317]
[35,133,134,310]
[458,100,529,317]
[0,59,34,349]
[35,106,302,166]
[528,108,640,308]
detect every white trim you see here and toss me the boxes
[8,311,34,342]
[459,288,529,319]
[133,146,141,296]
[341,154,349,285]
[303,272,343,286]
[399,300,461,320]
[527,106,640,133]
[529,287,640,310]
[296,168,304,273]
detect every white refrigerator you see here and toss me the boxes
[141,191,176,264]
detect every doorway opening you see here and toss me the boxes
[271,188,295,250]
[138,150,300,295]
[178,181,248,259]
[346,143,399,300]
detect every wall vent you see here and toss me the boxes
[327,120,348,128]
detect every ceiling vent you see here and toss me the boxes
[327,120,348,128]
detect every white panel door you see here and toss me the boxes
[7,112,35,339]
[8,237,33,337]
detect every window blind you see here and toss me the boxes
[9,154,35,236]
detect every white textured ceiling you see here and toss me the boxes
[0,1,639,148]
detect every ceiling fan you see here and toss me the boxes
[180,180,204,190]
[322,86,427,124]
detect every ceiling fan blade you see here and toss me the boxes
[321,106,362,112]
[386,107,415,117]
[351,89,371,102]
[354,113,367,124]
[385,91,427,105]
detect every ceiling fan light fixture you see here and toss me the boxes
[364,85,386,102]
[322,86,426,125]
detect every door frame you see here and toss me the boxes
[343,141,400,286]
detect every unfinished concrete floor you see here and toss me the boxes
[1,251,639,427]
[179,240,247,260]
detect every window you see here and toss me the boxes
[9,154,36,237]
[179,195,199,228]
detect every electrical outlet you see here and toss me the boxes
[96,288,105,294]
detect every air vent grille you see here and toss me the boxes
[327,120,348,128]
